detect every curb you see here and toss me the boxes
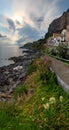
[57,75,69,93]
[50,67,69,93]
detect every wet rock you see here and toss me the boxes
[1,93,12,98]
[0,41,41,101]
[13,75,19,82]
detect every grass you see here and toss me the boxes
[14,84,28,98]
[48,54,69,64]
[0,57,69,130]
[44,47,69,65]
[27,61,37,75]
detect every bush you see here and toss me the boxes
[44,48,50,54]
[27,61,37,75]
[35,57,51,83]
[49,48,57,56]
[14,85,28,98]
[49,72,58,84]
[57,44,68,58]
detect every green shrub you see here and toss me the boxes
[0,108,19,130]
[44,48,49,54]
[35,56,51,83]
[14,85,28,98]
[49,48,57,55]
[49,72,58,84]
[27,62,37,75]
[57,44,68,58]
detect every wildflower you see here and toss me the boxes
[49,97,56,104]
[40,125,43,129]
[41,97,45,101]
[44,118,47,122]
[29,115,32,119]
[59,96,63,102]
[32,118,35,122]
[37,118,40,123]
[43,103,49,109]
[19,123,23,126]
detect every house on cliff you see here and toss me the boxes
[53,33,61,46]
[47,25,69,46]
[66,25,69,46]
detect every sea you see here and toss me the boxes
[0,44,23,67]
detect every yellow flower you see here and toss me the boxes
[32,118,35,121]
[59,96,63,102]
[41,97,45,101]
[49,97,56,104]
[44,118,47,122]
[30,116,32,118]
[43,103,49,109]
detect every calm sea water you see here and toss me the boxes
[0,44,23,67]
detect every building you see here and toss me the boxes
[66,25,69,46]
[53,33,62,46]
[53,33,61,38]
[61,29,66,42]
[47,26,69,46]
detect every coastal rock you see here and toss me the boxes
[13,66,23,71]
[1,93,12,98]
[0,41,42,101]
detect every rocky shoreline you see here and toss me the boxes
[0,42,43,102]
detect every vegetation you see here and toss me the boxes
[14,85,28,99]
[45,44,68,59]
[45,44,69,64]
[0,56,69,130]
[35,56,51,83]
[57,44,68,58]
[46,48,57,56]
[27,61,37,75]
[23,41,45,53]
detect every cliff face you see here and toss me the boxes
[48,9,69,34]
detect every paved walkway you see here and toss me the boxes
[47,55,69,93]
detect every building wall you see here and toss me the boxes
[66,25,69,46]
[53,33,61,38]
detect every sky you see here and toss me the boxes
[0,0,69,45]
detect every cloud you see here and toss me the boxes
[0,32,13,45]
[18,24,40,38]
[12,0,61,32]
[16,20,21,25]
[37,17,44,22]
[29,15,44,29]
[7,18,15,32]
[12,0,62,44]
[0,33,7,38]
[0,0,63,44]
[17,23,41,43]
[0,15,15,34]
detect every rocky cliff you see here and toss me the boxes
[46,9,69,37]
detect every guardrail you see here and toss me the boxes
[47,54,69,63]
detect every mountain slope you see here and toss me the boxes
[45,9,69,39]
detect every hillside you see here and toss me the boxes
[45,9,69,39]
[0,56,69,130]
